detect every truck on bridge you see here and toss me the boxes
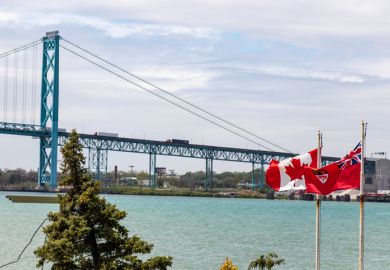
[94,132,119,137]
[166,139,189,144]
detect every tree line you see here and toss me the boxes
[0,168,37,189]
[105,169,265,189]
[0,168,265,190]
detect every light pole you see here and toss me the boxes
[129,165,134,177]
[169,169,175,187]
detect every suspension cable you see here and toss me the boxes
[1,36,291,152]
[62,38,291,153]
[0,40,41,60]
[61,44,277,151]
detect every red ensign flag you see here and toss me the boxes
[304,142,361,195]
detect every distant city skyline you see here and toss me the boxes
[1,0,390,174]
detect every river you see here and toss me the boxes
[1,191,389,269]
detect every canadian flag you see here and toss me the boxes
[266,149,318,191]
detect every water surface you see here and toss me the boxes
[1,192,388,269]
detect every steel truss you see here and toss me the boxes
[0,121,341,189]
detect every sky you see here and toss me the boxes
[0,0,389,174]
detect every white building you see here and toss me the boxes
[137,179,150,186]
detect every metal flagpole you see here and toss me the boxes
[315,130,322,270]
[359,121,367,270]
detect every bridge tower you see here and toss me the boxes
[38,31,60,188]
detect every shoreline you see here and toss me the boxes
[2,186,390,202]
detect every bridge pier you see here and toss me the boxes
[259,160,265,189]
[149,152,156,189]
[251,162,256,191]
[251,160,265,191]
[89,147,108,180]
[205,158,213,191]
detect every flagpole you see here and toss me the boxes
[359,121,367,270]
[315,130,322,270]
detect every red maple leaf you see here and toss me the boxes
[284,158,306,180]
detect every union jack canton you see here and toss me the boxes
[337,142,362,170]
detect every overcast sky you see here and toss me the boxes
[0,0,389,174]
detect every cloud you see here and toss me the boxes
[3,1,390,44]
[0,11,19,23]
[347,59,390,79]
[129,66,217,92]
[236,64,365,83]
[12,12,217,39]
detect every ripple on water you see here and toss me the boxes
[1,192,389,270]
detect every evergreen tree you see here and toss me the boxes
[35,130,172,270]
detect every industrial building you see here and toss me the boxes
[364,158,390,193]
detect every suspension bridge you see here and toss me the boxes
[0,31,338,190]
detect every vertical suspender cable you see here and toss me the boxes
[22,48,27,123]
[25,47,28,123]
[30,45,35,124]
[33,44,38,124]
[6,56,9,122]
[2,57,3,121]
[3,56,8,122]
[13,52,18,122]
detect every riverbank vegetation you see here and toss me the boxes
[219,254,285,270]
[0,168,37,190]
[0,166,270,193]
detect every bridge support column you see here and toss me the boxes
[149,152,156,189]
[38,31,60,188]
[205,158,213,191]
[251,162,256,191]
[89,147,108,180]
[259,159,265,190]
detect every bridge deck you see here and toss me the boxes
[0,121,339,164]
